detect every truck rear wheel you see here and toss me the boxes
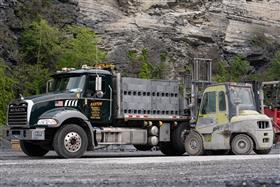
[20,140,49,157]
[159,142,179,156]
[254,148,272,155]
[159,124,187,156]
[184,131,204,156]
[231,134,253,155]
[53,124,88,158]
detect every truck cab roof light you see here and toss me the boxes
[61,67,76,72]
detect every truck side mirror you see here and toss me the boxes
[95,76,104,98]
[95,76,102,91]
[234,98,241,116]
[46,79,54,93]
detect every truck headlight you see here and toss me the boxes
[37,119,58,126]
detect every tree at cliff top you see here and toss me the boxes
[0,59,16,125]
[19,19,62,70]
[17,19,106,96]
[57,25,107,69]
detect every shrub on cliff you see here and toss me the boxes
[0,59,16,126]
[215,56,251,82]
[13,64,50,96]
[128,48,168,79]
[268,51,280,80]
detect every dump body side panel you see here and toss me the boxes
[113,75,188,121]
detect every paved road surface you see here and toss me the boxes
[0,151,279,187]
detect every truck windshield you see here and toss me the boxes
[229,86,256,110]
[50,75,86,92]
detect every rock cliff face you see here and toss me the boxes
[78,0,280,77]
[1,0,280,77]
[0,0,78,65]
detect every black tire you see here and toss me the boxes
[254,148,272,155]
[184,131,204,156]
[159,124,188,156]
[231,134,254,155]
[134,145,153,151]
[171,124,188,154]
[20,140,49,157]
[159,142,179,156]
[53,124,88,158]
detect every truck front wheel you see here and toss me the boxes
[20,141,49,157]
[231,134,253,155]
[53,124,88,158]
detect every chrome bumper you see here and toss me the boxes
[7,128,45,140]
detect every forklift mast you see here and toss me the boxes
[189,58,212,119]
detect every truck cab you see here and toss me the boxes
[185,83,274,155]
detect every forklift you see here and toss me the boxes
[184,60,274,155]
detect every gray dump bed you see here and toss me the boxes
[113,74,188,120]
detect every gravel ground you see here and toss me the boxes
[0,150,279,187]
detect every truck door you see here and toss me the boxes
[84,75,113,125]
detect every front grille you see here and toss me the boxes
[8,102,28,126]
[258,121,269,129]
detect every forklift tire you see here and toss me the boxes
[20,140,49,157]
[53,124,88,158]
[254,148,272,155]
[184,131,204,156]
[134,145,153,151]
[231,134,253,155]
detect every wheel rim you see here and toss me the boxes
[190,139,198,150]
[64,132,82,153]
[235,138,250,154]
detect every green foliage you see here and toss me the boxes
[230,56,251,81]
[214,56,251,82]
[138,49,152,79]
[20,19,62,69]
[0,59,16,125]
[13,64,50,96]
[127,50,137,60]
[20,20,106,70]
[57,25,106,69]
[268,51,280,80]
[128,48,168,79]
[214,61,228,82]
[139,62,153,79]
[15,0,52,23]
[17,19,106,96]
